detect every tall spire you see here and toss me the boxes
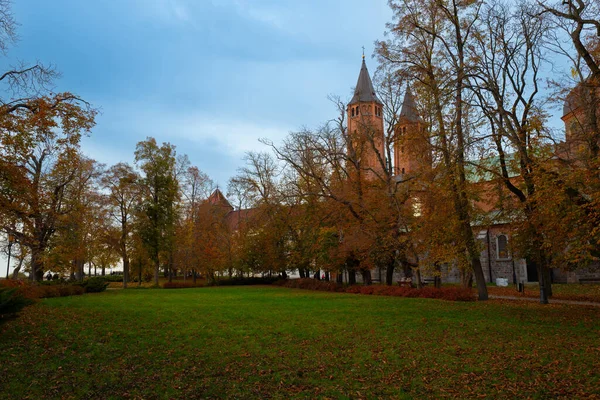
[349,57,381,105]
[399,86,420,122]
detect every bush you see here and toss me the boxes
[99,275,124,282]
[83,277,109,293]
[0,279,87,299]
[0,287,33,318]
[211,277,280,286]
[274,278,475,302]
[163,281,203,289]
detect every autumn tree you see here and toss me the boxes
[537,0,600,274]
[0,0,96,281]
[102,163,141,288]
[134,138,179,286]
[377,0,489,299]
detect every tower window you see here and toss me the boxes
[356,106,359,115]
[351,108,355,117]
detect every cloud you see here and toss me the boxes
[134,0,192,25]
[104,101,290,156]
[230,1,286,30]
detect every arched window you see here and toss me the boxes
[356,106,359,115]
[497,234,509,259]
[351,108,355,117]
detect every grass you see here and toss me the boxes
[1,286,599,399]
[487,282,600,303]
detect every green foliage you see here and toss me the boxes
[100,275,124,282]
[0,287,32,317]
[83,277,108,293]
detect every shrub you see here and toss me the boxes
[1,279,87,299]
[274,278,475,302]
[83,277,109,293]
[163,281,203,289]
[210,277,281,286]
[99,275,124,282]
[0,287,33,318]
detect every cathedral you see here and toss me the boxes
[211,57,600,285]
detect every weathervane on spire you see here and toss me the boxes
[362,46,365,59]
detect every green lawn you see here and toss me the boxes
[1,287,599,399]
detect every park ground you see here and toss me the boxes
[1,286,599,399]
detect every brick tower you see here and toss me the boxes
[394,87,429,176]
[347,56,385,179]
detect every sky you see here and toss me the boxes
[8,0,393,187]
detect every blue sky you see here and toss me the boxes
[10,0,392,186]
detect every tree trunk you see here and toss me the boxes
[102,265,105,276]
[123,257,130,289]
[535,260,549,304]
[471,258,488,300]
[12,257,24,279]
[348,269,356,285]
[385,261,395,286]
[30,250,44,282]
[336,270,343,284]
[434,263,442,289]
[414,268,422,289]
[299,268,306,278]
[543,266,553,297]
[154,258,159,286]
[361,269,372,285]
[75,259,85,282]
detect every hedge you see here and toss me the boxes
[273,278,475,302]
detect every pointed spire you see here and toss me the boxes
[399,85,420,122]
[349,57,381,105]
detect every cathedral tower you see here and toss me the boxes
[394,88,429,176]
[347,57,385,179]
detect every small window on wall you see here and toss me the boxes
[351,108,355,117]
[356,106,359,115]
[497,234,509,259]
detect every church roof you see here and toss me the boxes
[349,58,382,105]
[207,188,233,211]
[399,87,421,122]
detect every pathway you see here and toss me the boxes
[489,295,600,307]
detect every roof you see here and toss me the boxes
[349,59,382,105]
[206,188,233,211]
[225,208,258,231]
[465,154,519,183]
[399,87,421,122]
